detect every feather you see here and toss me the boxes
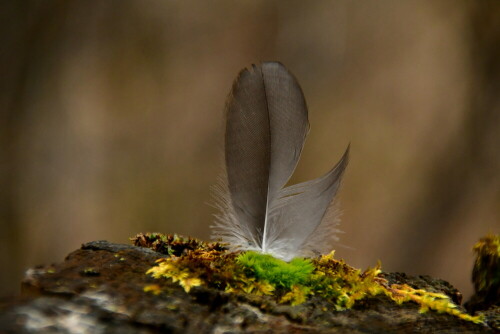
[211,62,349,261]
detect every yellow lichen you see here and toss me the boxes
[146,258,203,293]
[280,285,310,305]
[226,276,275,296]
[144,284,162,295]
[387,284,485,324]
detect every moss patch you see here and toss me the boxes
[237,251,314,289]
[134,233,484,324]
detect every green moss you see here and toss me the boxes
[136,233,484,324]
[237,251,314,289]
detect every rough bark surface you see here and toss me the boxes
[0,241,497,333]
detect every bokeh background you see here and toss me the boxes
[1,0,498,300]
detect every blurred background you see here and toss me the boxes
[1,0,498,300]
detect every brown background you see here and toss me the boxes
[1,0,499,299]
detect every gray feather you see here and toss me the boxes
[266,146,349,260]
[212,62,348,260]
[224,62,309,249]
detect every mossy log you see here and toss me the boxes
[0,238,497,333]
